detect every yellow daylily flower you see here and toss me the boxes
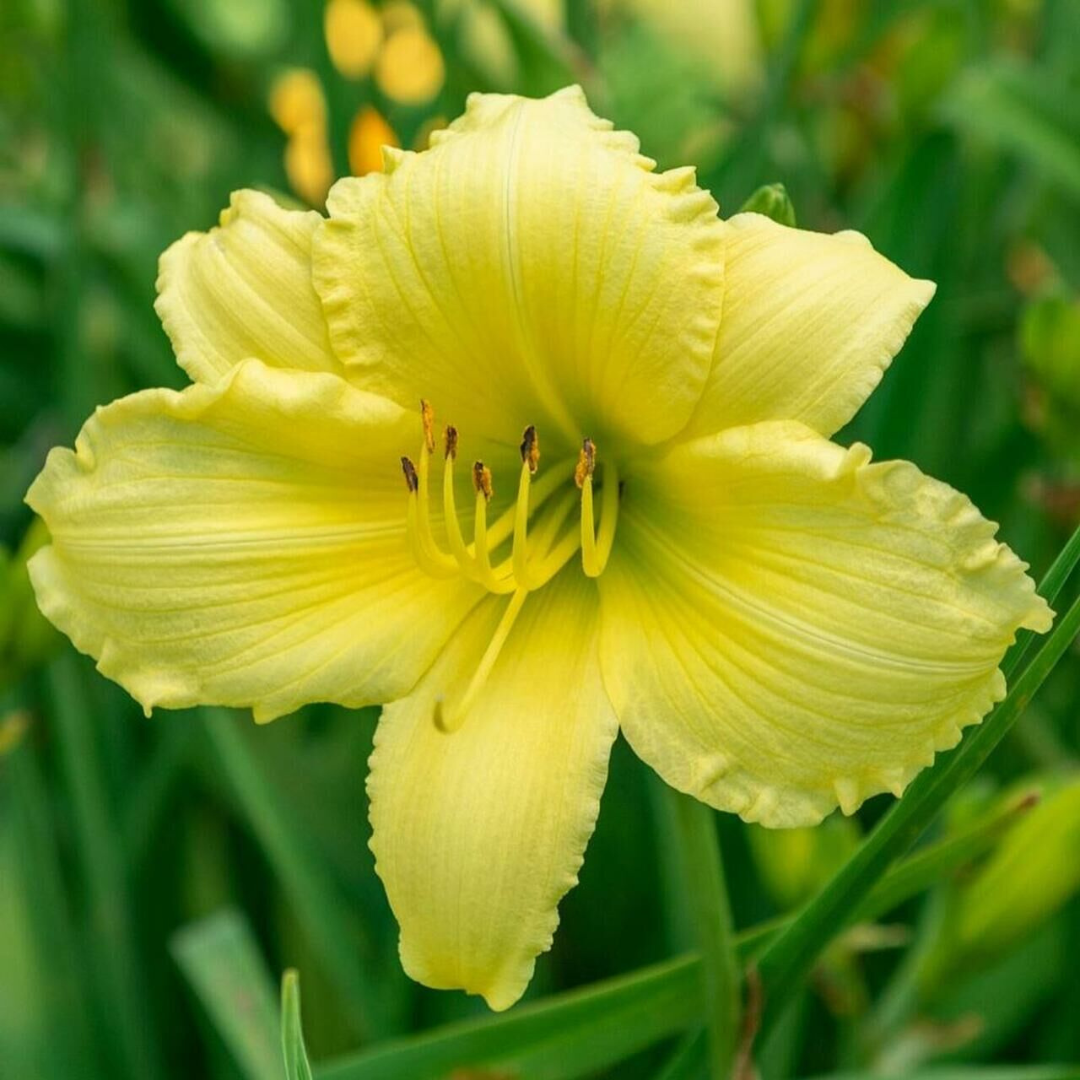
[26,87,1052,1011]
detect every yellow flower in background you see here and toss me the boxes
[349,105,401,174]
[325,0,445,105]
[26,88,1052,1009]
[324,0,384,79]
[268,68,335,205]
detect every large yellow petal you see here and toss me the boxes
[600,421,1052,827]
[314,85,724,451]
[684,213,936,439]
[156,189,342,384]
[368,570,618,1010]
[26,361,479,722]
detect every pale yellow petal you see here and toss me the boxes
[314,86,724,451]
[156,189,341,384]
[368,570,617,1009]
[26,361,480,722]
[600,421,1051,827]
[685,213,935,439]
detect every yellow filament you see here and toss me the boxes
[580,461,620,579]
[473,489,516,594]
[484,458,575,550]
[580,474,599,576]
[512,462,533,588]
[442,450,479,579]
[406,494,458,578]
[435,587,528,734]
[416,442,457,573]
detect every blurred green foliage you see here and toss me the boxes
[2,0,1080,1078]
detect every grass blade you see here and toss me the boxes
[281,970,314,1080]
[47,653,166,1080]
[171,909,283,1080]
[755,584,1080,1034]
[806,1069,1080,1080]
[203,708,388,1038]
[665,790,740,1079]
[317,955,702,1080]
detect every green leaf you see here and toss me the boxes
[754,521,1080,1034]
[202,708,389,1038]
[663,789,740,1079]
[941,61,1080,199]
[317,955,701,1080]
[805,1069,1080,1080]
[281,970,314,1080]
[652,1030,707,1080]
[171,909,283,1080]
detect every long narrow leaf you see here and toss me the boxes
[282,970,314,1080]
[171,909,282,1080]
[203,708,388,1038]
[665,789,740,1079]
[318,954,701,1080]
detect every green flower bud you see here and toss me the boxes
[954,777,1080,959]
[739,182,797,227]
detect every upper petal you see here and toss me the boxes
[27,361,480,721]
[368,570,618,1010]
[683,213,935,439]
[156,189,342,384]
[314,85,725,451]
[600,421,1052,827]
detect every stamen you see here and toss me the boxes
[435,587,528,734]
[578,439,619,578]
[574,437,595,489]
[420,398,436,453]
[471,461,515,594]
[404,457,457,579]
[441,427,477,578]
[472,460,494,502]
[512,425,539,587]
[520,424,540,474]
[414,405,457,574]
[400,456,418,493]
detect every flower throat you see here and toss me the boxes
[400,401,619,732]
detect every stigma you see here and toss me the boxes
[400,401,621,732]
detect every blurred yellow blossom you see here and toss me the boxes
[375,23,445,104]
[349,105,400,175]
[269,68,334,205]
[324,0,383,79]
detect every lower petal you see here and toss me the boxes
[368,570,617,1009]
[600,421,1052,827]
[27,361,480,721]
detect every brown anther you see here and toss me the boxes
[574,438,596,488]
[444,424,458,460]
[420,399,436,454]
[472,461,494,502]
[520,425,540,474]
[401,456,419,493]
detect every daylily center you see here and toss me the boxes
[401,401,621,732]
